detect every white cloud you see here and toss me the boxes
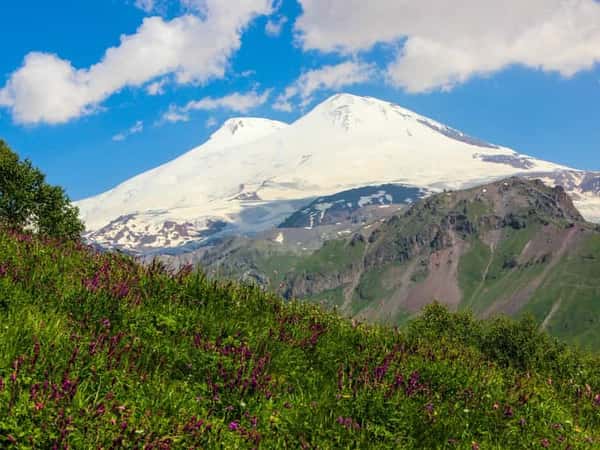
[186,90,271,112]
[295,0,600,93]
[162,105,190,123]
[134,0,155,13]
[162,89,271,122]
[265,16,288,37]
[146,79,168,95]
[112,120,144,141]
[274,61,375,111]
[205,116,218,128]
[161,90,270,123]
[0,0,273,125]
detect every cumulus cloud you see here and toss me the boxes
[185,90,271,112]
[162,90,271,123]
[205,116,218,128]
[295,0,600,93]
[162,106,190,124]
[134,0,156,13]
[274,61,375,111]
[112,120,144,141]
[146,79,168,96]
[0,0,273,125]
[265,16,288,37]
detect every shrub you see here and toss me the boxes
[0,140,83,240]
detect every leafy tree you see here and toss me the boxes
[0,139,84,240]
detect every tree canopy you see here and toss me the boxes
[0,139,84,240]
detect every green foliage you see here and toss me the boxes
[1,230,600,448]
[353,266,394,314]
[457,227,544,315]
[523,234,600,349]
[0,140,83,240]
[295,238,365,274]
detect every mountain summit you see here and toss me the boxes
[208,117,288,147]
[76,94,600,253]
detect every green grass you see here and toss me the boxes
[2,229,600,448]
[465,198,493,223]
[305,286,347,308]
[295,239,365,274]
[216,239,365,291]
[523,234,600,349]
[353,266,395,315]
[458,237,493,308]
[458,226,543,315]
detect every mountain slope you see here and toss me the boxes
[2,227,600,448]
[191,178,600,349]
[76,94,600,253]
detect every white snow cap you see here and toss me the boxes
[76,93,593,251]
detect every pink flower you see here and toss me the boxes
[229,421,240,431]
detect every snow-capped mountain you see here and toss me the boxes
[76,93,600,253]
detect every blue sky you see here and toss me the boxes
[1,0,599,200]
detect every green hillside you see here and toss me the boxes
[196,178,600,350]
[2,229,600,448]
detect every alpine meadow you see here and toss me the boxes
[2,1,600,448]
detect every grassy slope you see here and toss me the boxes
[458,226,542,314]
[456,229,600,350]
[523,234,600,349]
[215,239,365,291]
[2,230,600,448]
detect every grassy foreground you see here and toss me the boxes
[1,229,600,449]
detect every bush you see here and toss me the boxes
[0,140,83,240]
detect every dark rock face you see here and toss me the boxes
[279,184,424,229]
[474,153,536,169]
[580,174,600,194]
[282,266,359,299]
[233,192,262,201]
[525,170,600,196]
[327,178,585,293]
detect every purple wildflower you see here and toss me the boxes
[519,417,526,428]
